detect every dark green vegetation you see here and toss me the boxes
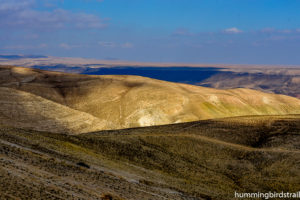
[1,115,300,200]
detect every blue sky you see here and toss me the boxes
[1,0,300,64]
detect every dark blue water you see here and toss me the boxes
[30,65,223,85]
[82,66,222,84]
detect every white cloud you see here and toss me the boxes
[261,27,275,33]
[267,36,287,41]
[98,41,116,48]
[3,43,48,50]
[279,29,292,34]
[60,43,72,50]
[0,0,34,12]
[172,28,194,36]
[59,43,84,50]
[0,0,107,30]
[121,42,134,48]
[98,41,134,48]
[260,28,293,34]
[23,33,39,40]
[224,27,243,34]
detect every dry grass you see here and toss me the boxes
[0,115,299,199]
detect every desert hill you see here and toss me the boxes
[1,115,300,199]
[1,65,300,133]
[0,87,110,133]
[1,55,300,99]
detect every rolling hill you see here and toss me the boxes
[1,55,300,99]
[1,65,300,134]
[1,115,300,199]
[1,65,300,199]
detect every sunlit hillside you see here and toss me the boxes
[1,65,300,134]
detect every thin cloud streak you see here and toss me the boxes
[223,27,243,34]
[0,0,107,30]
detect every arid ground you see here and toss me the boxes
[1,115,300,199]
[0,64,300,200]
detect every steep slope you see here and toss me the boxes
[0,87,111,134]
[1,115,300,199]
[1,65,300,133]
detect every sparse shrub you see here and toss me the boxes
[101,194,113,200]
[76,162,90,168]
[100,193,124,200]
